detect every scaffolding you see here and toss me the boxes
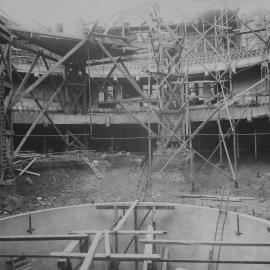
[144,5,270,192]
[0,4,268,189]
[0,4,270,270]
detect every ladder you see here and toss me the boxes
[208,182,231,270]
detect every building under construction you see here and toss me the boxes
[0,7,269,183]
[0,2,270,269]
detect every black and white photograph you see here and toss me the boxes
[0,0,270,269]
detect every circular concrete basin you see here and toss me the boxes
[0,202,269,270]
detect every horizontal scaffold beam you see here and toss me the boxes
[0,253,161,261]
[0,253,270,265]
[94,202,175,210]
[0,234,88,241]
[140,239,270,247]
[70,230,167,235]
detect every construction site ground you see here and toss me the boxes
[1,149,270,220]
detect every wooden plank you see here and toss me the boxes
[113,200,139,232]
[70,230,167,235]
[19,157,38,176]
[198,197,241,202]
[1,254,270,264]
[104,230,110,257]
[177,194,254,201]
[176,194,242,202]
[16,169,40,176]
[161,246,169,270]
[50,252,161,261]
[0,234,88,241]
[80,232,102,270]
[140,239,270,247]
[95,202,175,210]
[157,259,270,264]
[143,225,153,270]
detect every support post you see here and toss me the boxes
[233,121,237,179]
[114,205,118,270]
[134,208,138,270]
[142,225,154,270]
[219,133,223,165]
[237,134,240,160]
[254,130,257,160]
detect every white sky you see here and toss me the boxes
[1,0,270,30]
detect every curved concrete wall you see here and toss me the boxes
[0,203,270,270]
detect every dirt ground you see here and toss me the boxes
[1,149,270,220]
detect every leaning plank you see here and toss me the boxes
[143,225,154,270]
[70,230,167,235]
[0,234,88,241]
[13,158,33,165]
[140,239,270,247]
[19,157,38,176]
[113,200,139,232]
[80,232,102,270]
